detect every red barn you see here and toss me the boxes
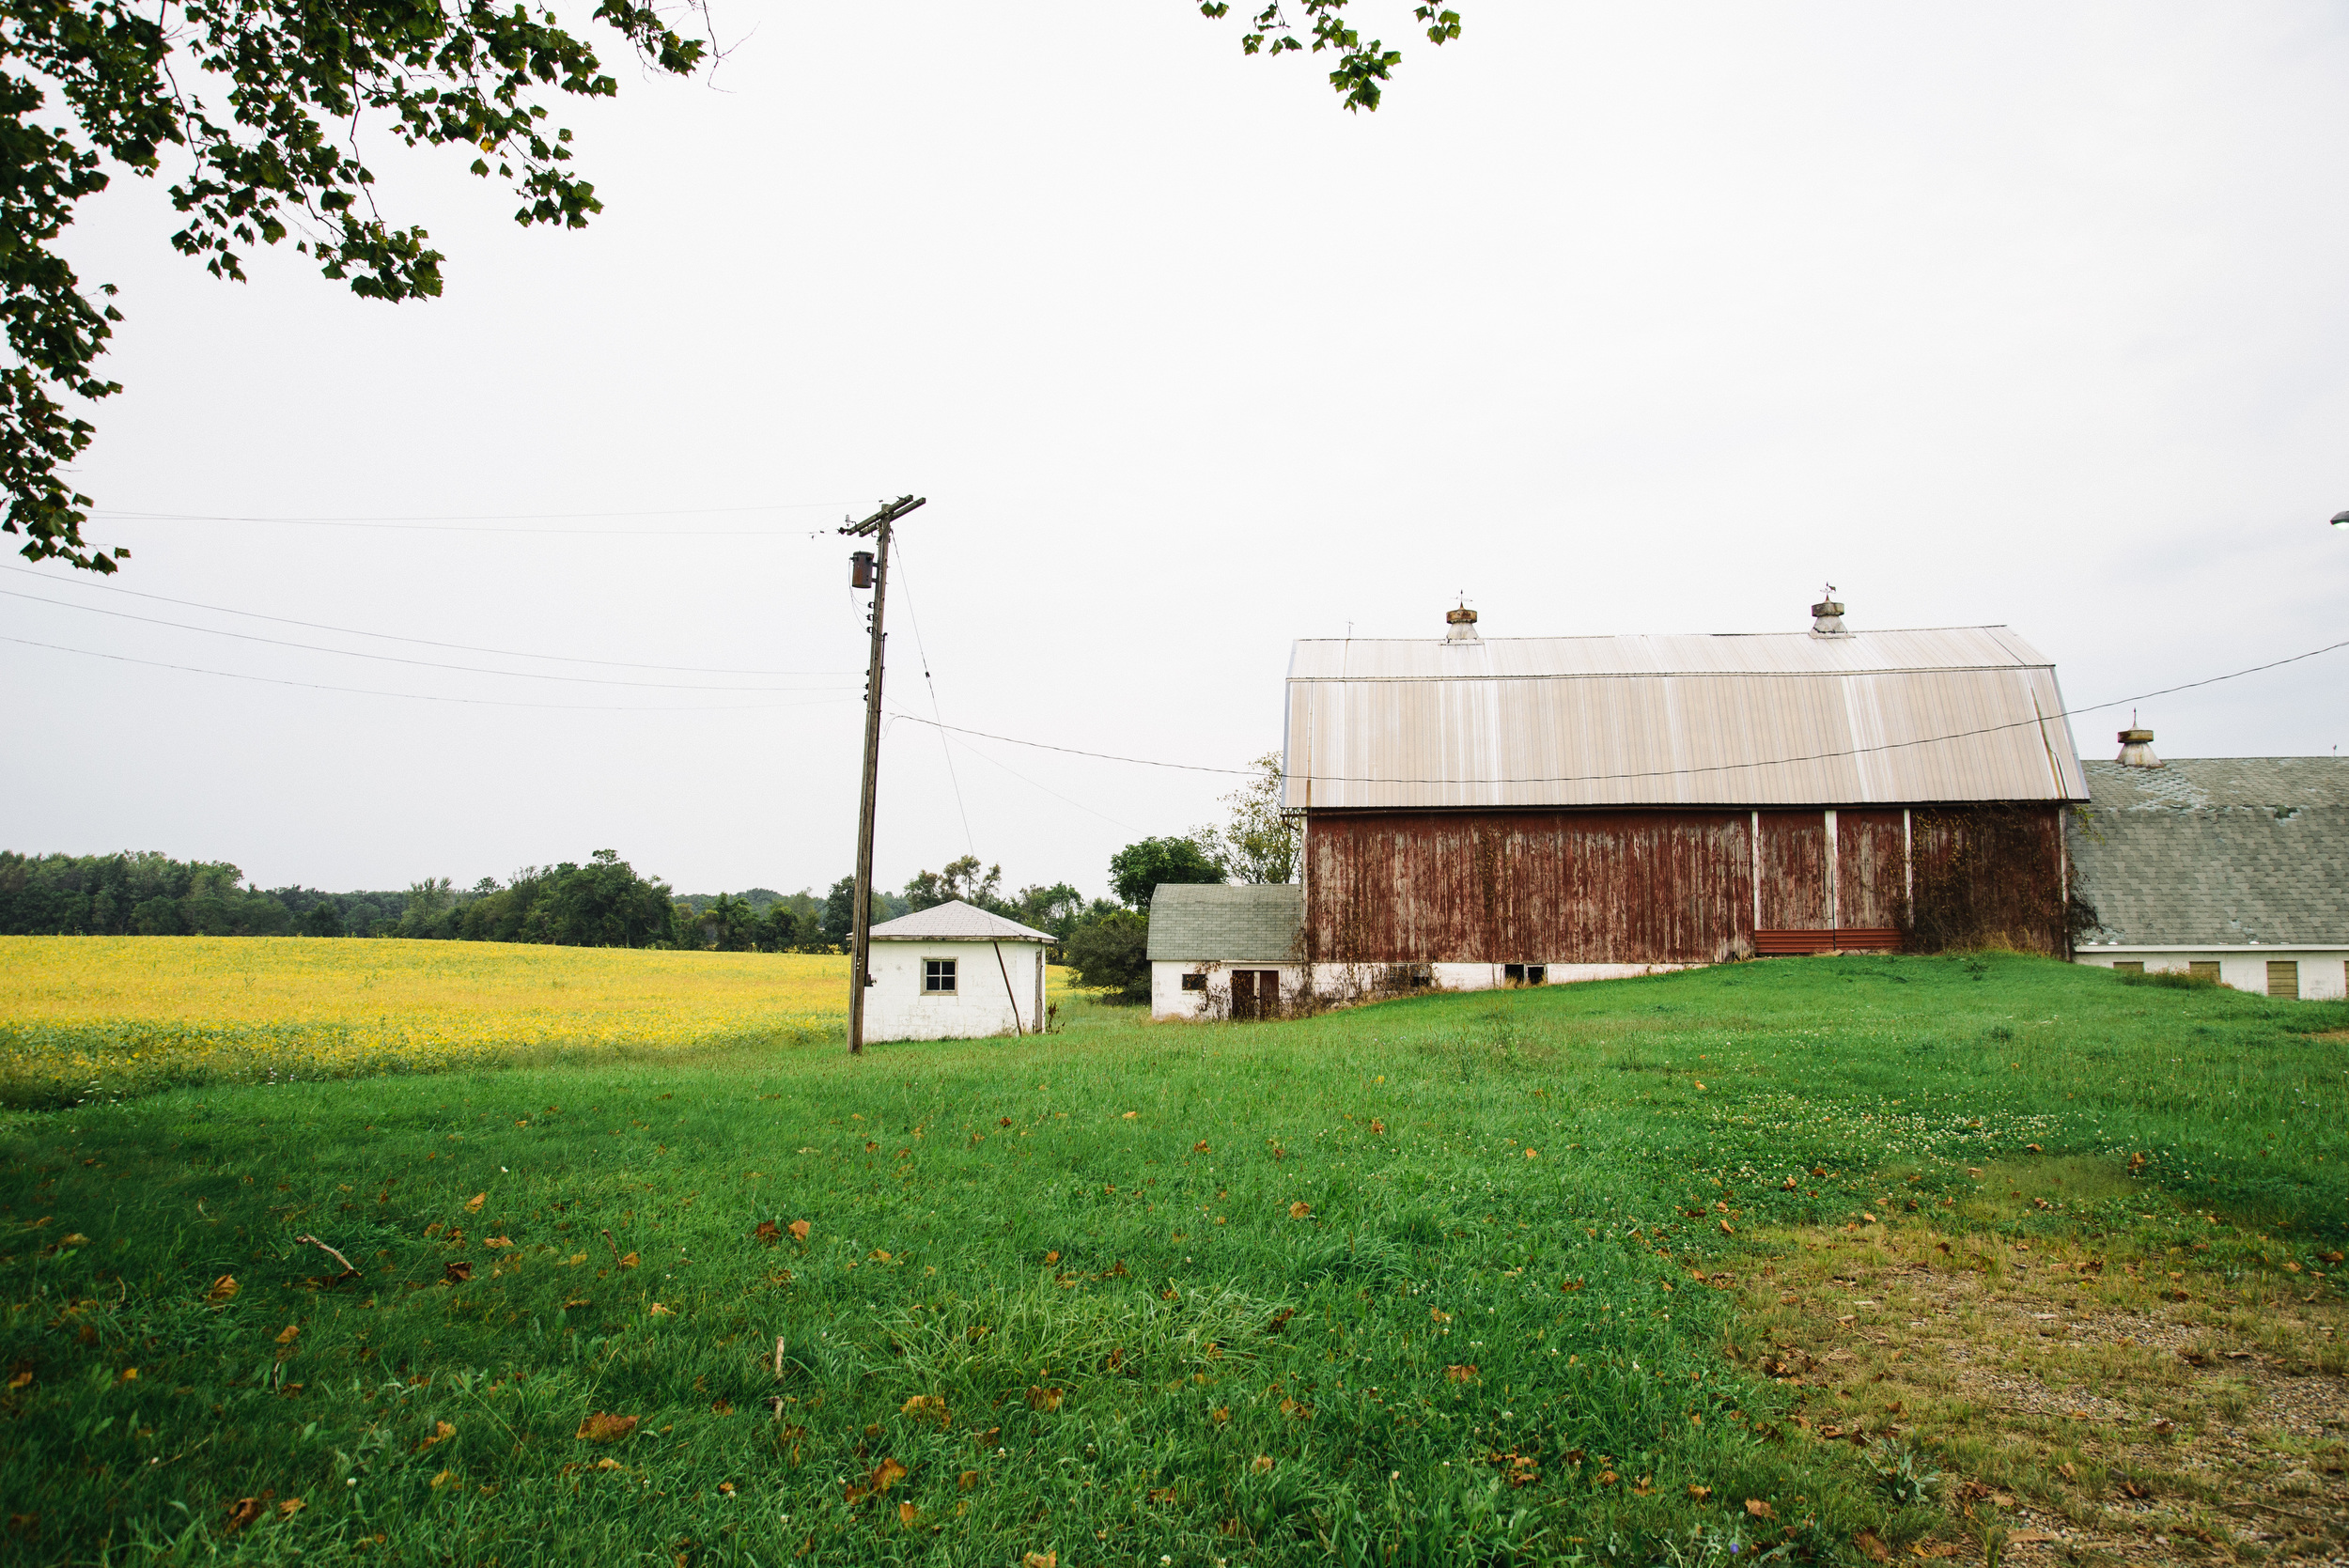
[1277,595,2087,991]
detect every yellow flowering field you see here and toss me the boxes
[0,937,852,1106]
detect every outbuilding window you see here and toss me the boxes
[1180,972,1207,992]
[924,958,957,994]
[1503,964,1547,985]
[2111,961,2143,974]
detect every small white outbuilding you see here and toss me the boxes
[862,900,1056,1042]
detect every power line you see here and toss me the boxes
[888,534,979,859]
[881,631,2349,787]
[89,501,858,535]
[8,609,2341,787]
[0,588,863,692]
[940,728,1144,834]
[0,563,860,675]
[0,634,865,713]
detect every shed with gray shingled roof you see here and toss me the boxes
[1145,884,1306,1022]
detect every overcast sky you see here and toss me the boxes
[5,1,2345,901]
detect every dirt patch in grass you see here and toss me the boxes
[1724,1217,2349,1567]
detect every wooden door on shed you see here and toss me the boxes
[1230,969,1257,1020]
[1756,812,1828,931]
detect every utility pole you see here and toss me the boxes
[840,494,926,1055]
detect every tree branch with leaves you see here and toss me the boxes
[1,0,708,572]
[1197,0,1461,113]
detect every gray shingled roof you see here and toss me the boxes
[868,900,1056,943]
[1145,884,1304,963]
[2068,758,2349,946]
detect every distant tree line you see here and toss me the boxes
[0,756,1299,973]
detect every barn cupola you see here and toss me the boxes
[2116,723,2162,768]
[1444,603,1481,643]
[1810,584,1848,636]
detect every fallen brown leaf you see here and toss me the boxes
[754,1220,781,1244]
[223,1498,265,1534]
[443,1261,473,1284]
[575,1412,639,1444]
[788,1219,811,1242]
[203,1275,239,1304]
[464,1193,486,1213]
[1856,1530,1890,1563]
[1746,1498,1778,1521]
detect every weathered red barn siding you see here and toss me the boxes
[1302,803,2073,965]
[1835,811,1910,931]
[1302,810,1755,966]
[1756,813,1827,930]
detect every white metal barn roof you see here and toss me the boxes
[868,901,1057,942]
[1283,626,2088,810]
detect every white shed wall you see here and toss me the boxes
[2074,947,2348,1001]
[866,939,1049,1041]
[1149,962,1306,1022]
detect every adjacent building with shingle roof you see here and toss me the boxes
[2068,749,2348,1000]
[1144,884,1304,1021]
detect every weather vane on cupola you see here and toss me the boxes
[1811,582,1848,635]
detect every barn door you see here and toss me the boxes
[1229,969,1255,1020]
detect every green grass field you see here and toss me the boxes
[2,952,2342,1566]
